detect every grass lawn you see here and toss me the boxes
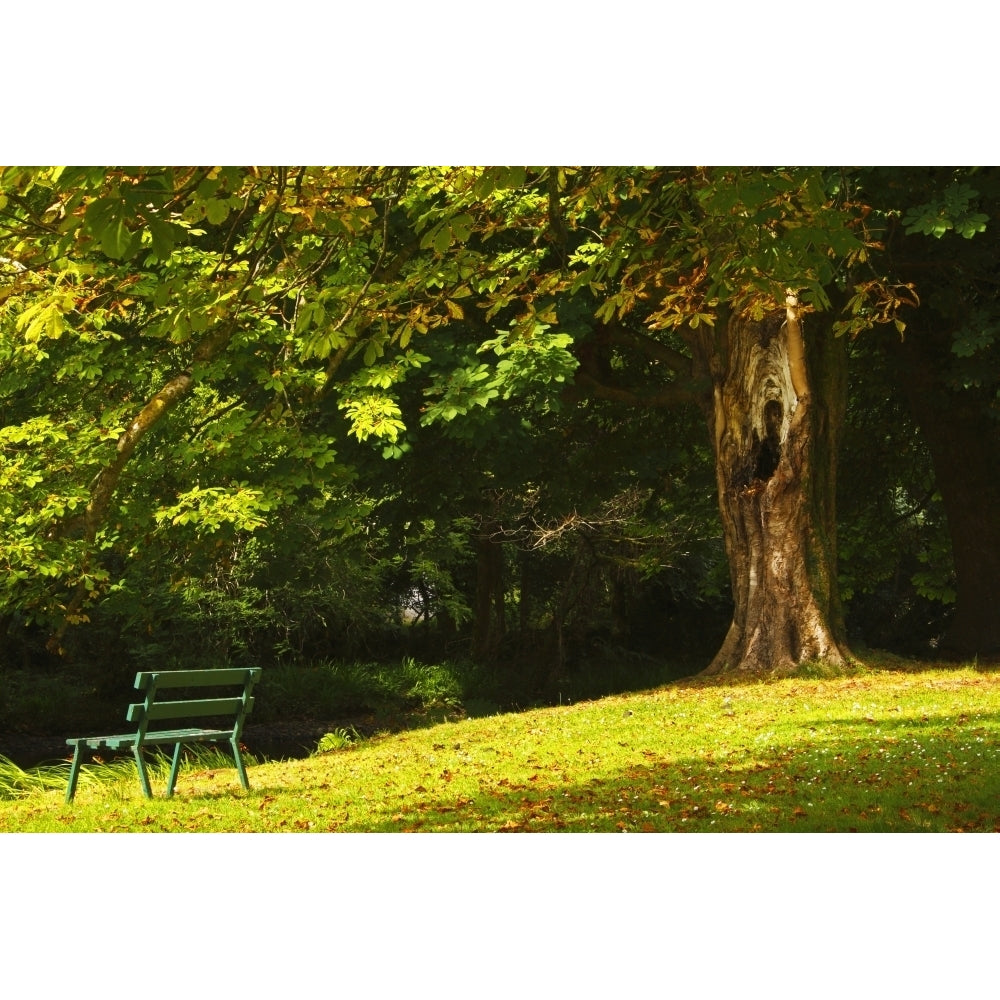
[2,654,999,833]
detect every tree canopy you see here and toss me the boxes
[2,166,997,694]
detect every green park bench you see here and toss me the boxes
[65,667,262,803]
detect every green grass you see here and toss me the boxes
[3,655,1000,832]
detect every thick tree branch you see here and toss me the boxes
[571,370,706,408]
[785,290,810,400]
[547,167,570,267]
[85,372,192,535]
[48,176,292,651]
[600,323,693,374]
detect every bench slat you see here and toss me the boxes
[127,696,254,723]
[68,728,235,750]
[134,668,260,690]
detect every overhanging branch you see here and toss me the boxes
[600,323,693,374]
[572,370,707,408]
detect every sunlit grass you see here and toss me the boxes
[3,657,999,832]
[0,755,67,800]
[0,744,260,805]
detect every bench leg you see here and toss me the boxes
[231,737,250,791]
[133,745,153,799]
[166,742,184,798]
[65,744,83,804]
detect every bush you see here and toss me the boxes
[250,657,482,724]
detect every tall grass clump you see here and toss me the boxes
[0,755,67,800]
[0,745,262,804]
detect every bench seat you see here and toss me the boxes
[67,728,238,751]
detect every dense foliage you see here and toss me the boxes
[2,167,997,719]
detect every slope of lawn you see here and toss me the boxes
[3,656,999,832]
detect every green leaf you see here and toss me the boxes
[955,213,988,239]
[951,315,997,357]
[295,300,326,336]
[146,217,181,260]
[101,216,134,259]
[903,183,987,240]
[433,226,453,253]
[505,166,527,188]
[451,214,474,242]
[204,198,231,225]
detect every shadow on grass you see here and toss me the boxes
[289,709,1000,834]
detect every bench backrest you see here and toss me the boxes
[126,668,262,740]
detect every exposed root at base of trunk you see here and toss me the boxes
[701,620,852,677]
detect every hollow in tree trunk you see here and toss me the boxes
[701,295,851,675]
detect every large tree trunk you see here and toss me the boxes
[886,320,1000,657]
[701,295,850,675]
[472,527,506,661]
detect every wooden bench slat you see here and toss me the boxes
[136,728,235,743]
[134,668,260,690]
[66,735,136,751]
[67,728,235,750]
[127,696,254,723]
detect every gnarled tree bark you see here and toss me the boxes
[701,294,850,675]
